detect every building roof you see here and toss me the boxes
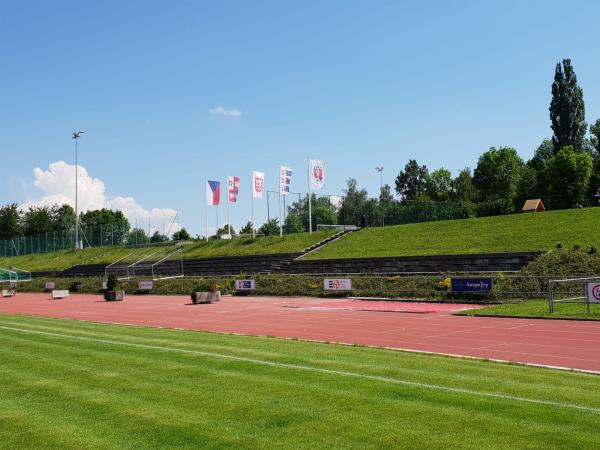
[522,199,544,211]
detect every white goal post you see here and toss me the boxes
[549,276,600,314]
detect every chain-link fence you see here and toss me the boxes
[265,191,464,234]
[0,215,179,258]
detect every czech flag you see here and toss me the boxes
[206,180,221,206]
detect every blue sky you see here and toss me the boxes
[2,0,600,235]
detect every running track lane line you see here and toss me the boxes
[1,323,599,416]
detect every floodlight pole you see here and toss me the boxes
[376,166,384,227]
[72,130,85,250]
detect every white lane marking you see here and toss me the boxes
[1,323,599,415]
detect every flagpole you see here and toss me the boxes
[205,180,209,240]
[308,159,312,234]
[251,174,255,238]
[227,178,231,238]
[279,167,283,237]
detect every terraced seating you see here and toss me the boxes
[50,253,303,278]
[280,252,542,275]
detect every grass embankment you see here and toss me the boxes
[310,208,600,259]
[1,315,600,448]
[0,230,335,272]
[458,300,600,320]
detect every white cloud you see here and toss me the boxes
[22,161,181,236]
[209,106,242,117]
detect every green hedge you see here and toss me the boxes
[13,273,555,303]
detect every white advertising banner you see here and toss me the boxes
[235,279,256,290]
[309,159,325,190]
[324,278,352,291]
[138,280,154,291]
[279,166,292,195]
[587,283,600,304]
[252,171,265,199]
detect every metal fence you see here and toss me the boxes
[265,191,465,234]
[0,216,178,257]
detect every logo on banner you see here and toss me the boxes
[235,279,256,290]
[206,180,221,206]
[280,166,293,195]
[310,159,325,190]
[228,176,240,203]
[324,278,352,291]
[252,171,265,199]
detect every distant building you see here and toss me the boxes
[522,199,545,213]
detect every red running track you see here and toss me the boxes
[1,293,600,373]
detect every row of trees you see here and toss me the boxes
[393,59,600,216]
[0,203,192,244]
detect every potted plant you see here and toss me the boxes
[104,273,125,301]
[190,280,220,304]
[208,281,221,302]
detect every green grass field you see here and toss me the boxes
[458,299,600,320]
[1,315,600,449]
[310,208,600,259]
[0,230,335,272]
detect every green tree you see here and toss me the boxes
[473,147,524,215]
[590,119,600,157]
[50,204,75,232]
[79,209,130,245]
[338,178,369,226]
[550,59,586,153]
[216,224,235,237]
[238,222,254,235]
[516,165,540,208]
[528,139,554,173]
[283,194,337,232]
[150,230,167,243]
[588,157,600,205]
[394,160,428,201]
[0,204,22,239]
[172,227,191,241]
[258,219,279,236]
[284,214,303,234]
[22,206,54,236]
[453,168,477,204]
[546,146,593,208]
[426,168,453,202]
[127,228,148,245]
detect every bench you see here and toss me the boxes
[52,290,70,299]
[1,289,16,298]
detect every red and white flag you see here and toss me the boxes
[252,171,265,199]
[228,176,240,203]
[309,159,325,190]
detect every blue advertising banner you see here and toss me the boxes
[451,278,492,293]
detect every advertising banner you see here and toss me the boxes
[324,278,352,291]
[451,278,493,293]
[235,279,256,291]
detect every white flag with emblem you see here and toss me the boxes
[309,159,325,190]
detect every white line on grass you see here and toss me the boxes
[1,323,599,415]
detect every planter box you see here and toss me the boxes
[104,290,125,302]
[191,291,221,304]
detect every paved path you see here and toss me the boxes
[1,293,600,373]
